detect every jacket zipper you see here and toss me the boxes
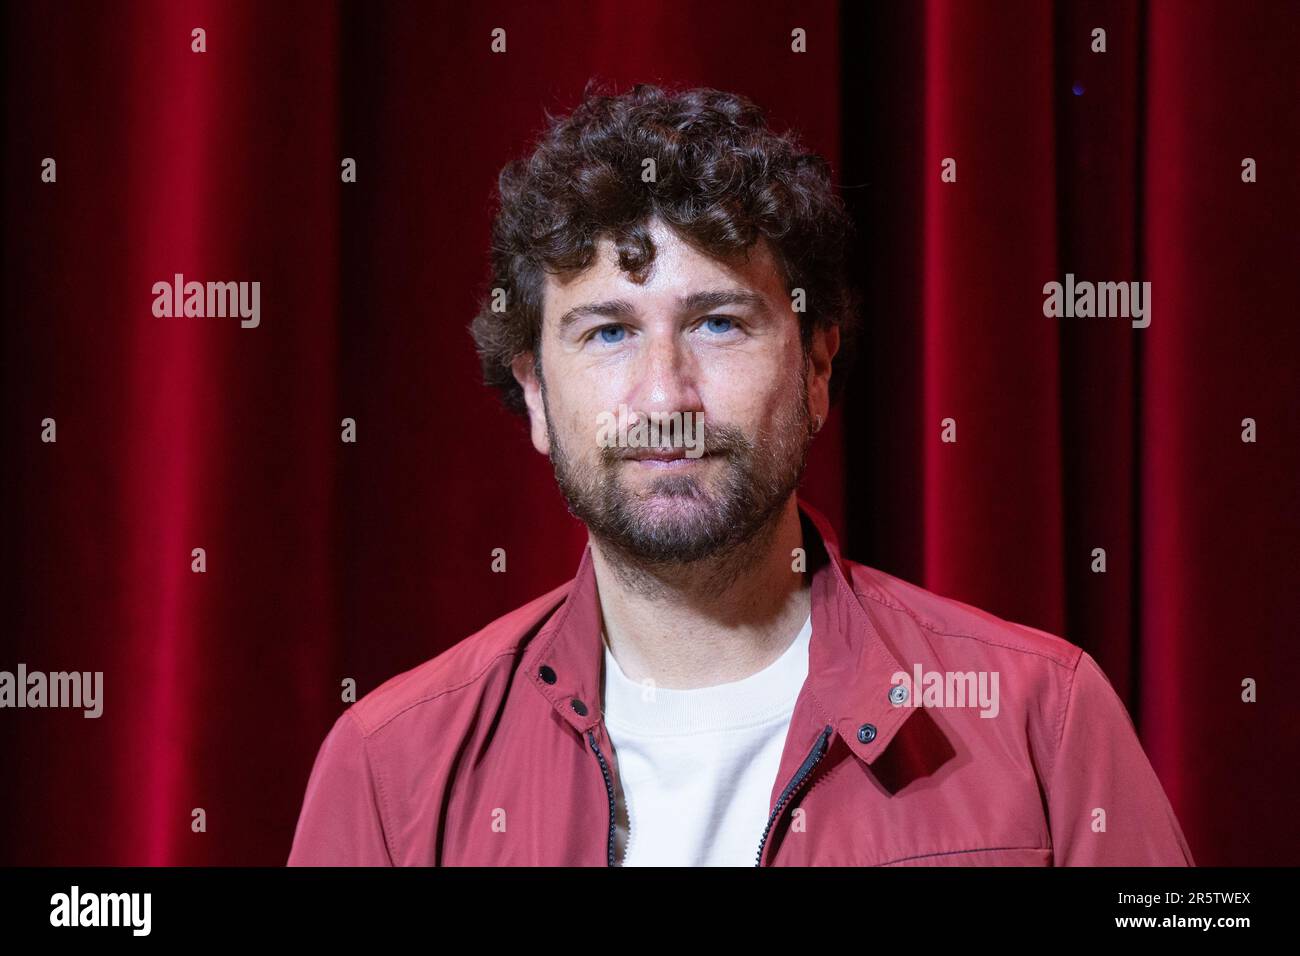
[587,729,617,866]
[754,724,834,866]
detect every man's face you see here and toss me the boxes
[513,215,837,564]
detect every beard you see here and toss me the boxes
[541,365,814,565]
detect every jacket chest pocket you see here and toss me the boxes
[769,762,1053,866]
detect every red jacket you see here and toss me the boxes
[287,499,1194,866]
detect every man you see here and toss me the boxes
[287,83,1194,867]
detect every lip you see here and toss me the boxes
[622,451,709,467]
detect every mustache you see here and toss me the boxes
[598,423,750,464]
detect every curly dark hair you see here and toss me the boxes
[469,80,861,417]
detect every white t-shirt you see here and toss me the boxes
[600,612,813,866]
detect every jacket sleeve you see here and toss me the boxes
[287,709,395,866]
[1045,650,1195,866]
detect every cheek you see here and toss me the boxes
[540,361,591,428]
[548,392,599,452]
[701,354,794,425]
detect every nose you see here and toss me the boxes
[625,330,704,433]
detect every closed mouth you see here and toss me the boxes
[622,450,709,464]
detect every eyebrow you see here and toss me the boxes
[556,289,769,334]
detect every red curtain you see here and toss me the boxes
[843,0,1299,867]
[1,0,1294,866]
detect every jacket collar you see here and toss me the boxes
[523,495,916,765]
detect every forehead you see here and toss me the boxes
[541,217,787,323]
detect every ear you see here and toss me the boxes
[511,351,550,455]
[807,324,840,429]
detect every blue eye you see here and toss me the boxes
[596,324,626,344]
[703,315,734,334]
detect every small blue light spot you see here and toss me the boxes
[1072,82,1085,96]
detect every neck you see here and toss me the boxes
[589,495,811,690]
